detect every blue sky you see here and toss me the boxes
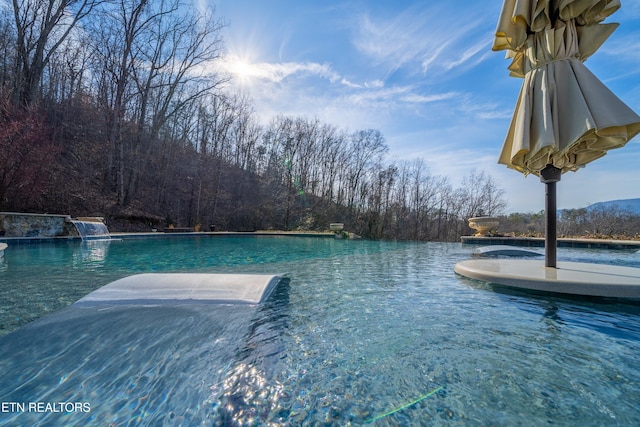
[206,0,640,213]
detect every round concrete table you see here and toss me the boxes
[455,259,640,299]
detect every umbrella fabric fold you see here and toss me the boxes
[493,0,640,177]
[494,0,620,57]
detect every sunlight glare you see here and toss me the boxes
[227,54,260,86]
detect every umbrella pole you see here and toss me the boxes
[540,165,562,268]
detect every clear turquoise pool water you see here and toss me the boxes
[0,236,639,426]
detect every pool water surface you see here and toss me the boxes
[0,236,639,425]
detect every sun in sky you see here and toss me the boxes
[225,54,260,86]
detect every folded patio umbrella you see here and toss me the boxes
[492,0,640,267]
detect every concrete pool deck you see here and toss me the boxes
[111,230,337,238]
[0,230,337,244]
[461,235,640,250]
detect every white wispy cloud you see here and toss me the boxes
[223,55,388,91]
[351,3,494,77]
[345,85,413,105]
[343,85,458,109]
[229,60,340,83]
[365,80,385,88]
[457,94,515,120]
[477,109,515,120]
[400,92,459,104]
[339,78,385,89]
[599,34,640,65]
[440,38,494,72]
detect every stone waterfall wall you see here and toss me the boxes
[0,212,80,238]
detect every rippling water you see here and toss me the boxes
[1,236,639,426]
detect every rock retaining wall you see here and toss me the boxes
[0,212,79,238]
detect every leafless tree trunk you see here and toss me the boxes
[10,0,99,106]
[126,0,226,203]
[92,0,149,203]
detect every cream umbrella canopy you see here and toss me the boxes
[493,0,640,267]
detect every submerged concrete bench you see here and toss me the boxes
[75,273,286,305]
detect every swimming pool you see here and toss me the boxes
[1,236,639,425]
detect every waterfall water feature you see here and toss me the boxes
[70,218,111,240]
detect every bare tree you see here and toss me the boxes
[90,0,225,206]
[0,98,58,210]
[0,8,16,95]
[10,0,100,106]
[126,0,226,203]
[91,0,149,202]
[344,129,387,211]
[456,169,506,219]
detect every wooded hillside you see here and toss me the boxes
[18,1,639,242]
[0,1,514,241]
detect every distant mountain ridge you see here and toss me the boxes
[583,198,640,214]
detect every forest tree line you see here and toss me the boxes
[1,1,637,241]
[499,206,640,240]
